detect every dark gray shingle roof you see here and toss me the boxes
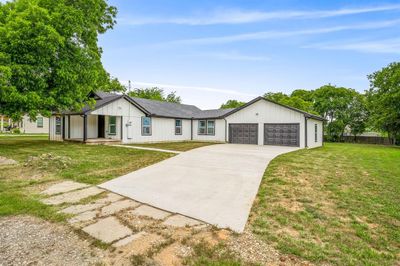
[66,91,325,121]
[192,108,235,119]
[128,96,202,119]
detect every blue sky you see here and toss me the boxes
[99,0,400,109]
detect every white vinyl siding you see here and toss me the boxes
[193,119,225,142]
[20,115,49,134]
[225,99,306,147]
[307,118,323,148]
[89,98,191,143]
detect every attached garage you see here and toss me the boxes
[223,97,325,148]
[264,123,300,147]
[229,124,258,144]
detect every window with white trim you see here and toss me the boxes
[142,117,152,136]
[198,120,215,135]
[175,119,182,135]
[315,124,318,142]
[55,116,61,135]
[207,120,215,135]
[108,116,116,135]
[198,120,206,135]
[37,117,43,128]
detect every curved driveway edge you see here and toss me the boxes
[99,144,298,232]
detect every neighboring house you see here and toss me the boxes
[49,91,325,148]
[0,114,49,134]
[18,115,49,134]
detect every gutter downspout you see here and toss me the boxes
[305,116,308,148]
[190,118,193,141]
[224,118,227,142]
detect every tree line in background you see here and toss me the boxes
[1,0,398,144]
[220,62,400,145]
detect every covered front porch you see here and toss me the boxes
[62,114,123,144]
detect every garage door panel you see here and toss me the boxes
[264,123,299,147]
[229,124,258,144]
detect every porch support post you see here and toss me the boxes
[68,115,71,139]
[83,115,87,142]
[62,115,65,140]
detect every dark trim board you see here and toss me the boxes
[263,123,300,147]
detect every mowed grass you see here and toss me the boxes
[250,143,400,265]
[128,141,218,151]
[0,136,173,220]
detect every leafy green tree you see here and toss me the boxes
[291,89,314,102]
[367,62,400,145]
[128,87,181,103]
[264,92,315,113]
[347,94,368,139]
[0,0,122,120]
[313,84,359,141]
[220,99,245,109]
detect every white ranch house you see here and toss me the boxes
[49,91,325,148]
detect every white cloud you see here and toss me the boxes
[167,19,400,45]
[305,38,400,54]
[120,4,400,26]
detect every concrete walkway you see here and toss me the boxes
[100,144,298,232]
[112,144,182,154]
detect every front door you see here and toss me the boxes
[98,115,105,138]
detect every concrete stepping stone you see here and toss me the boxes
[82,217,132,244]
[42,187,104,205]
[130,205,171,220]
[162,214,203,227]
[68,210,97,224]
[112,232,147,248]
[0,156,17,165]
[99,199,140,217]
[41,181,90,195]
[94,192,123,204]
[60,202,105,215]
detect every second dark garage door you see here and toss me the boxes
[229,124,258,144]
[264,123,300,147]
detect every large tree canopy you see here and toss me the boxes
[264,91,315,114]
[220,99,245,109]
[128,87,181,103]
[367,62,400,144]
[0,0,122,120]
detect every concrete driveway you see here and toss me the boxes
[99,144,298,232]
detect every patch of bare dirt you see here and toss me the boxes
[0,215,104,266]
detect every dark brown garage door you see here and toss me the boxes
[229,124,258,144]
[264,123,300,147]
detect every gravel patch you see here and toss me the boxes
[227,229,313,266]
[0,216,103,266]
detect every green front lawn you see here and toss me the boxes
[128,141,219,152]
[0,136,173,220]
[250,143,400,265]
